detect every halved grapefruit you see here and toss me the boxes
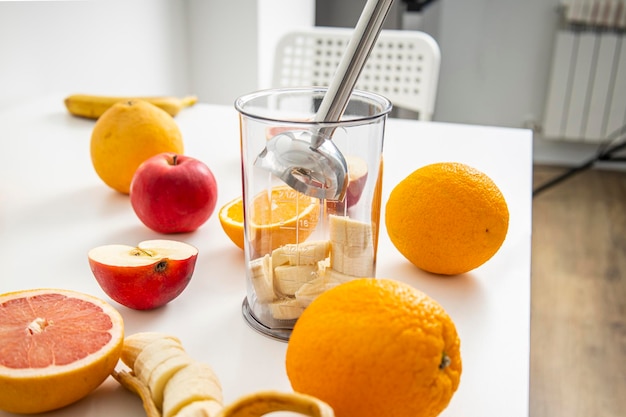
[0,288,124,414]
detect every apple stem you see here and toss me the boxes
[171,154,179,166]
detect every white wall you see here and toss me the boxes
[186,0,259,106]
[257,0,315,89]
[0,0,313,110]
[0,0,189,110]
[186,0,314,105]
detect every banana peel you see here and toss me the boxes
[64,94,198,119]
[215,391,334,417]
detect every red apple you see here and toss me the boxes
[344,155,369,207]
[327,155,369,214]
[130,153,218,234]
[88,239,198,310]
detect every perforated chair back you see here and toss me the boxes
[272,27,441,121]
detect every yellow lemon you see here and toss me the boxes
[90,100,184,194]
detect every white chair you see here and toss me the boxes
[272,26,441,121]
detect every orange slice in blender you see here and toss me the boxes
[219,185,320,254]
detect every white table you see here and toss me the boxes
[0,96,532,417]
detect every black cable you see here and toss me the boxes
[532,123,626,197]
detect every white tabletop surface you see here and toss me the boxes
[0,96,533,417]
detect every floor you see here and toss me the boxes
[529,165,626,417]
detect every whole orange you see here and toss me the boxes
[385,162,509,275]
[285,278,462,417]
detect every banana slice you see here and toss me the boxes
[175,399,223,417]
[162,362,223,417]
[328,215,374,277]
[121,332,183,369]
[273,264,317,296]
[134,338,186,391]
[330,244,374,277]
[323,267,359,283]
[294,276,342,307]
[271,241,330,266]
[249,255,275,303]
[269,298,305,320]
[328,214,373,247]
[148,351,195,408]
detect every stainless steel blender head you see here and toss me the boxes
[254,0,395,201]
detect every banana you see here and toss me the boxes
[113,332,336,417]
[328,214,373,247]
[294,276,341,308]
[148,351,195,407]
[330,245,374,277]
[115,333,225,417]
[214,390,334,417]
[273,264,317,296]
[328,215,374,277]
[269,298,305,320]
[134,339,187,394]
[121,332,183,369]
[64,94,198,119]
[162,362,223,417]
[175,399,223,417]
[323,267,359,284]
[271,241,330,267]
[249,254,275,303]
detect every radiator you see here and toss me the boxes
[543,0,626,143]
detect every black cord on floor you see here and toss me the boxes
[533,124,626,198]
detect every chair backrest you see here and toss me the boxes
[272,26,441,121]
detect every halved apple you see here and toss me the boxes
[327,155,369,214]
[88,239,198,310]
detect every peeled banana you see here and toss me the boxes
[112,332,223,417]
[112,332,335,417]
[64,94,198,119]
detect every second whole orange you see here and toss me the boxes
[285,278,462,417]
[385,161,509,275]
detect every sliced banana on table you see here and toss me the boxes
[176,399,223,417]
[112,332,222,417]
[133,338,186,389]
[121,332,183,369]
[162,362,223,417]
[112,332,335,417]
